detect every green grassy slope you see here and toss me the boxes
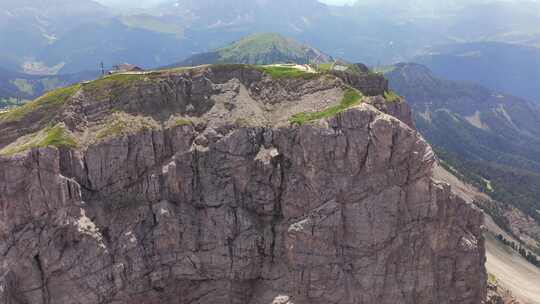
[169,33,333,67]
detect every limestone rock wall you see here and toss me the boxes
[331,70,388,97]
[0,103,486,304]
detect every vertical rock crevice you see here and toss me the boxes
[33,254,49,304]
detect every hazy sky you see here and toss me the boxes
[97,0,355,8]
[322,0,355,4]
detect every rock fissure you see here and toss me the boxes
[270,154,287,264]
[33,254,50,304]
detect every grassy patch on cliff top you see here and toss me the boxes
[80,73,156,104]
[0,123,78,155]
[174,118,193,127]
[256,66,318,80]
[95,112,159,140]
[83,73,146,94]
[0,84,81,123]
[96,120,129,139]
[290,88,363,125]
[384,90,402,103]
[315,63,334,72]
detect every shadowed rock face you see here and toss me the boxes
[0,66,485,304]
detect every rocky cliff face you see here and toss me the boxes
[0,65,486,304]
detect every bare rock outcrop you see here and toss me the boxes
[330,69,388,97]
[487,279,522,304]
[0,65,486,304]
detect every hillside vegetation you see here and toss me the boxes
[169,33,333,67]
[0,67,98,108]
[386,63,540,224]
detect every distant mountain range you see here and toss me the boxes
[0,0,332,73]
[415,42,540,102]
[0,32,332,106]
[385,63,540,223]
[0,0,112,73]
[168,33,333,67]
[2,0,540,78]
[0,68,99,108]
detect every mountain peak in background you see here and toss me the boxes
[169,33,333,67]
[415,42,540,101]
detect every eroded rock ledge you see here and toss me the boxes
[0,66,485,304]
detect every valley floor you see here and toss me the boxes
[485,231,540,304]
[433,166,540,304]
